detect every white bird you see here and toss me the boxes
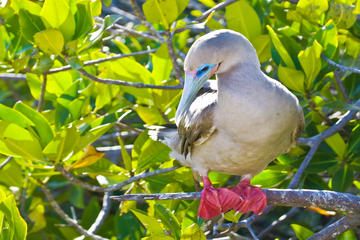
[149,29,304,219]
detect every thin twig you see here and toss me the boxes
[0,73,26,81]
[39,183,108,240]
[48,49,157,74]
[76,68,182,89]
[293,99,360,188]
[111,189,360,214]
[0,156,12,170]
[0,50,158,80]
[334,69,350,103]
[88,192,111,233]
[308,216,360,240]
[56,164,179,192]
[258,207,299,239]
[37,74,47,112]
[195,0,239,22]
[165,31,184,85]
[288,142,319,189]
[128,0,163,42]
[116,122,143,133]
[321,53,360,74]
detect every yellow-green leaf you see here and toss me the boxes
[143,0,178,29]
[181,223,206,240]
[40,0,71,28]
[278,65,305,93]
[34,29,64,55]
[252,34,271,63]
[298,40,323,89]
[226,0,261,40]
[267,25,295,68]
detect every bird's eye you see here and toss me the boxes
[200,65,209,72]
[196,65,210,77]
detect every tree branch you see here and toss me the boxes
[334,69,350,103]
[0,156,12,170]
[308,216,360,240]
[88,192,111,234]
[258,207,299,239]
[55,164,179,192]
[321,53,360,75]
[39,183,108,240]
[76,68,182,89]
[48,49,157,74]
[111,189,360,214]
[0,73,26,81]
[195,0,239,22]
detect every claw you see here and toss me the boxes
[230,178,267,214]
[198,177,241,219]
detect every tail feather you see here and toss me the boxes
[147,125,188,167]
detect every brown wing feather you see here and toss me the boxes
[177,84,217,157]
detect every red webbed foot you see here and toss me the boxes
[230,178,267,214]
[198,176,241,219]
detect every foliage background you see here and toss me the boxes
[0,0,360,239]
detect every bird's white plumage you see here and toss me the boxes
[152,29,304,178]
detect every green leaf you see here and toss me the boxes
[155,204,181,239]
[0,160,23,188]
[14,102,54,147]
[0,120,44,161]
[34,29,64,55]
[74,2,93,39]
[18,9,45,42]
[267,25,295,68]
[224,210,242,223]
[317,20,338,58]
[298,40,322,89]
[0,104,34,129]
[181,223,206,240]
[0,190,27,240]
[348,124,360,154]
[75,123,114,153]
[328,2,357,29]
[331,165,354,192]
[131,209,164,236]
[117,136,132,172]
[252,34,271,63]
[40,0,71,28]
[0,28,6,61]
[226,0,261,40]
[115,212,145,239]
[152,43,173,84]
[355,0,360,14]
[337,230,357,240]
[291,224,314,240]
[135,105,167,125]
[296,0,328,22]
[143,0,178,29]
[43,125,80,163]
[137,139,171,171]
[305,152,338,173]
[28,204,46,233]
[278,65,305,93]
[11,0,41,15]
[317,125,347,157]
[251,168,289,188]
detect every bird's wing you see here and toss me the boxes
[177,82,217,157]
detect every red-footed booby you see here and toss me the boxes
[149,29,304,220]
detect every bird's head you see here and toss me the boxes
[176,29,260,125]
